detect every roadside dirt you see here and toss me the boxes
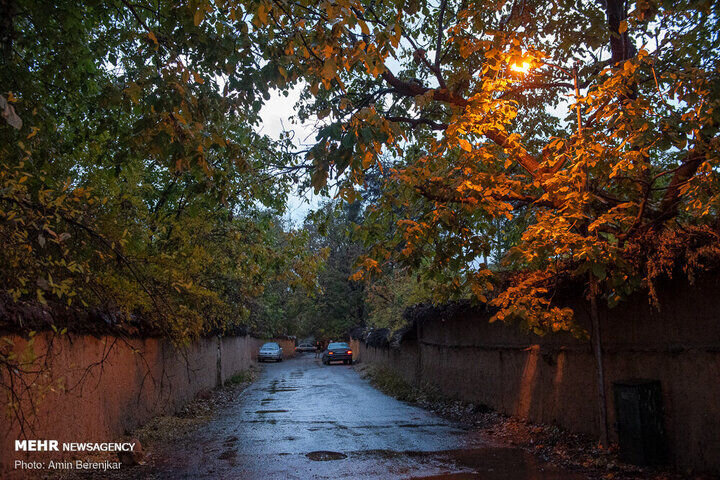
[355,363,718,480]
[40,367,259,480]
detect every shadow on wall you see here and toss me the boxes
[516,345,540,419]
[351,274,720,474]
[0,333,261,476]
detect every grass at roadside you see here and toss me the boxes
[46,365,260,479]
[354,363,444,405]
[355,363,418,402]
[355,362,703,480]
[224,369,255,386]
[135,365,259,445]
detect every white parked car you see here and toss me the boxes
[295,343,316,352]
[258,342,283,362]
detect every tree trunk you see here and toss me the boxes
[604,0,635,64]
[589,274,609,447]
[0,0,15,65]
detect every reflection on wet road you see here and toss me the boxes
[153,355,586,479]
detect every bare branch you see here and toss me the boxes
[384,115,448,130]
[434,0,448,70]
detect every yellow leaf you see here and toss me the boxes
[321,58,336,81]
[124,82,142,103]
[362,151,374,168]
[458,138,472,152]
[27,127,39,139]
[194,8,204,26]
[618,20,627,34]
[257,4,268,24]
[359,20,370,35]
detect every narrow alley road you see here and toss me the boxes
[149,355,586,479]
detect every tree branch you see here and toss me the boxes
[658,146,706,219]
[415,182,555,208]
[384,115,448,130]
[435,0,448,70]
[379,69,544,178]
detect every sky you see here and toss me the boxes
[255,51,578,229]
[257,84,326,225]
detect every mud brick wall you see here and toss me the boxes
[0,333,284,474]
[353,275,720,473]
[273,338,297,358]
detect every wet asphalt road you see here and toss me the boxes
[152,354,586,479]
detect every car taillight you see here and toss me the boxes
[328,352,333,355]
[347,350,352,354]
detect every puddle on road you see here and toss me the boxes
[356,449,406,459]
[399,447,586,480]
[265,378,300,393]
[218,450,236,461]
[408,475,482,480]
[306,451,348,461]
[351,423,447,430]
[266,387,298,393]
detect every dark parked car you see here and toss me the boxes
[322,342,353,365]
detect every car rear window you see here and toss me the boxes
[261,343,279,349]
[328,343,348,349]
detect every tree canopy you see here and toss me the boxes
[0,0,319,339]
[3,0,720,337]
[242,0,720,333]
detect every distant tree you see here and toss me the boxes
[365,266,435,332]
[273,201,367,340]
